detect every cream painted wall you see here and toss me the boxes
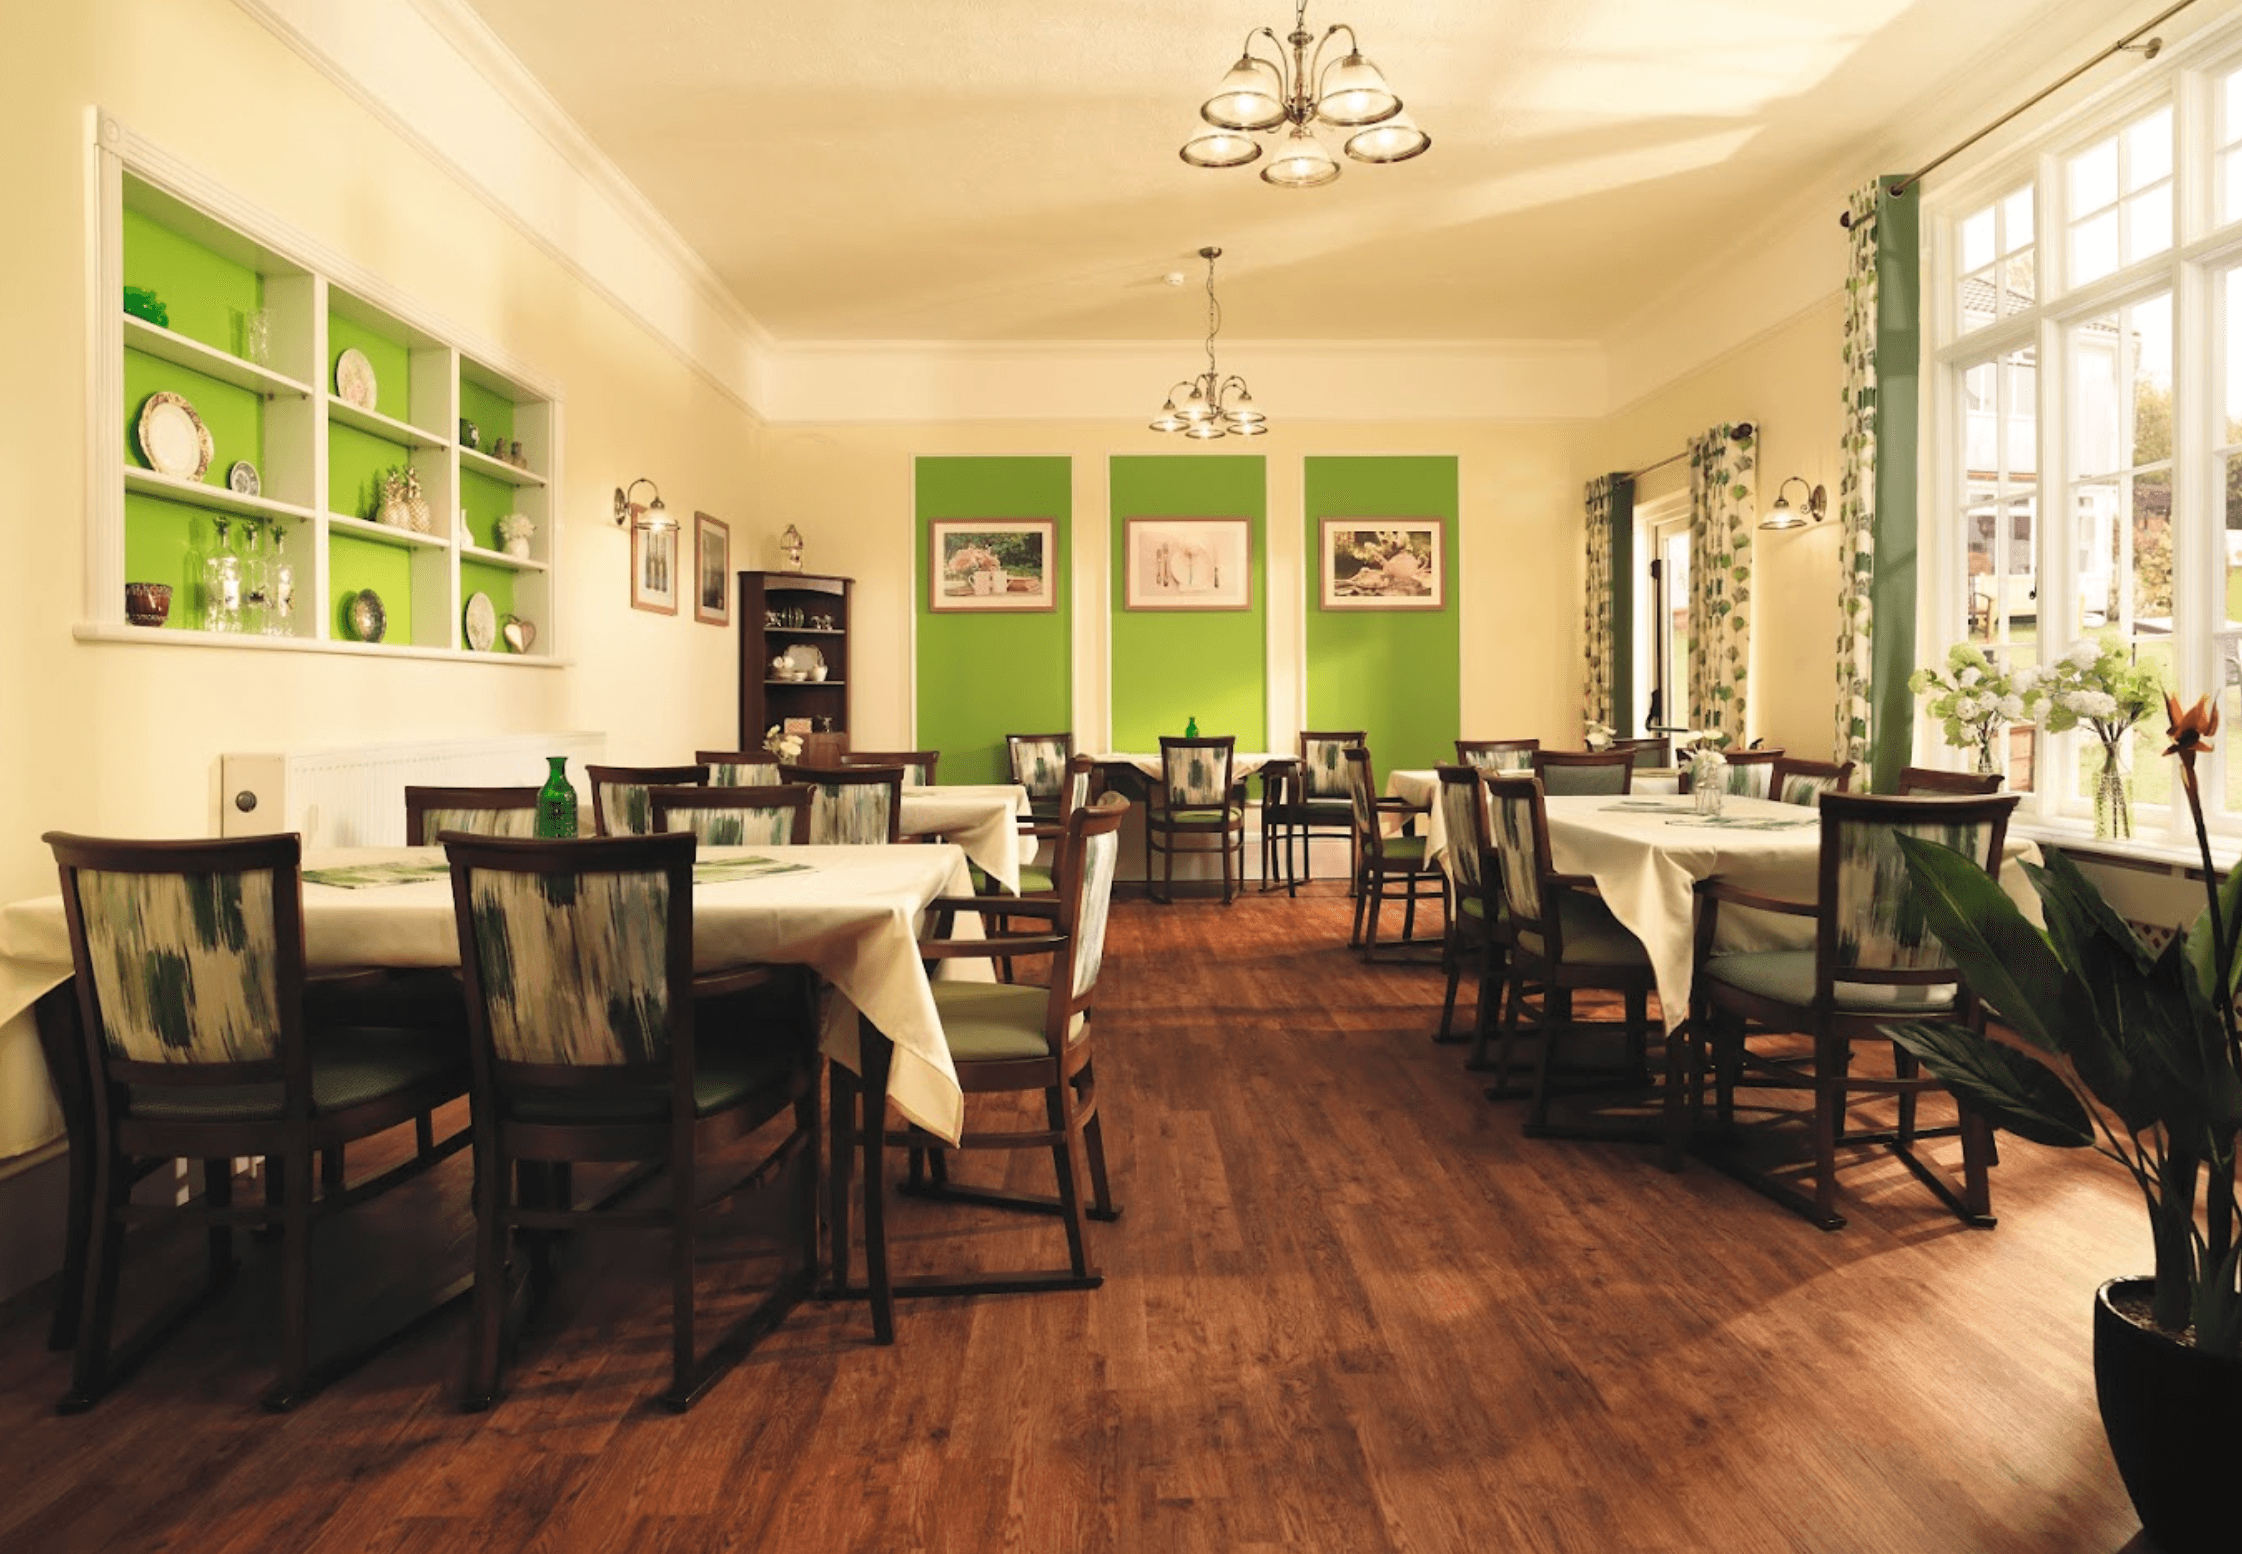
[1589,295,1849,758]
[756,420,1590,755]
[0,0,757,902]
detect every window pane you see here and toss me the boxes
[2075,478,2121,630]
[1961,206,1996,271]
[2131,293,2174,460]
[2125,107,2174,191]
[1963,360,1997,469]
[2002,185,2035,251]
[1966,484,1998,643]
[2134,467,2173,624]
[2225,150,2242,229]
[2006,352,2038,476]
[2073,210,2119,284]
[2226,68,2242,147]
[2127,186,2173,262]
[2002,249,2037,313]
[2071,135,2119,213]
[2074,315,2121,474]
[2225,454,2242,630]
[2228,268,2242,436]
[1959,266,1996,333]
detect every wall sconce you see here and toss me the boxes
[612,477,677,531]
[1760,476,1827,531]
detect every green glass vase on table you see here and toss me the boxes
[1880,692,2241,1554]
[535,756,578,838]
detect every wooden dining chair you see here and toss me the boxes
[1532,748,1636,796]
[1480,776,1659,1137]
[1767,755,1856,807]
[648,784,812,845]
[403,785,540,845]
[844,750,939,786]
[586,763,708,837]
[1434,765,1505,1049]
[1684,791,2021,1230]
[694,749,782,787]
[1455,738,1540,773]
[1681,747,1781,797]
[1342,746,1444,958]
[1611,736,1672,768]
[828,794,1130,1344]
[780,764,904,844]
[1261,729,1365,896]
[1896,766,2004,796]
[442,831,821,1410]
[43,831,471,1413]
[1145,735,1245,904]
[1006,732,1076,822]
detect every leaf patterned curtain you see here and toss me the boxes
[1581,474,1617,729]
[1836,179,1879,766]
[1687,424,1756,748]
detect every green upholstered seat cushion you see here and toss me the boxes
[1514,894,1649,967]
[1378,836,1429,863]
[1298,800,1353,820]
[502,1037,798,1123]
[1703,951,1958,1013]
[1459,895,1506,921]
[969,862,1056,895]
[931,981,1078,1063]
[1162,806,1243,824]
[127,1026,464,1123]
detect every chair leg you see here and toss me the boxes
[1436,929,1464,1042]
[668,1136,696,1409]
[47,1113,97,1353]
[1810,1027,1846,1231]
[1362,873,1386,955]
[795,1085,822,1275]
[1046,1087,1092,1281]
[1527,986,1573,1130]
[415,1112,436,1162]
[462,1128,507,1411]
[1893,1042,1920,1146]
[1080,1079,1120,1222]
[1221,821,1235,906]
[321,1143,345,1198]
[826,1063,856,1301]
[859,1029,895,1345]
[204,1159,236,1285]
[58,1146,125,1414]
[264,1138,316,1411]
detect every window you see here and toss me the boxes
[1931,38,2242,843]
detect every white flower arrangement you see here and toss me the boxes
[497,513,535,544]
[763,724,803,763]
[1584,720,1615,751]
[1907,642,2045,758]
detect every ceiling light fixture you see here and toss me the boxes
[613,477,676,532]
[1179,0,1430,186]
[1149,247,1265,440]
[1760,476,1828,532]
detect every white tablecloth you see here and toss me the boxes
[0,843,984,1147]
[1389,767,1681,866]
[900,783,1030,893]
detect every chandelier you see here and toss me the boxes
[1179,0,1431,187]
[1150,248,1265,439]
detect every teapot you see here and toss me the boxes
[770,656,790,678]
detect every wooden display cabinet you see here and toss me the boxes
[738,571,851,764]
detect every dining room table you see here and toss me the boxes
[899,782,1031,893]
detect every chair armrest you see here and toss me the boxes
[1545,872,1600,891]
[926,894,1063,919]
[1694,880,1817,917]
[693,965,779,999]
[897,829,941,845]
[919,935,1067,961]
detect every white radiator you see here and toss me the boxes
[219,733,607,846]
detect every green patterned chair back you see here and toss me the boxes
[1483,776,1547,928]
[1772,758,1855,808]
[1341,746,1380,845]
[587,764,707,837]
[845,751,937,788]
[1709,750,1780,798]
[1299,731,1364,799]
[1818,793,2018,979]
[1157,737,1234,810]
[1435,765,1488,894]
[649,784,810,846]
[1533,750,1633,796]
[1007,734,1074,801]
[704,758,781,788]
[405,786,540,847]
[782,765,901,844]
[1061,754,1097,820]
[1456,739,1537,773]
[48,834,299,1070]
[1064,797,1130,1001]
[445,833,689,1069]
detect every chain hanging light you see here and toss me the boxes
[1179,0,1430,187]
[1149,248,1265,440]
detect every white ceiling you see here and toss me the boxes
[455,0,2159,344]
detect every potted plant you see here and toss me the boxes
[1884,693,2242,1554]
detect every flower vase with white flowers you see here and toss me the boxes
[1907,643,2044,780]
[763,724,804,764]
[2038,638,2166,840]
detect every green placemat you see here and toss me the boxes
[693,856,813,883]
[304,862,450,889]
[1604,800,1692,812]
[1664,814,1816,831]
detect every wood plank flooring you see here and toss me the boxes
[0,889,2155,1552]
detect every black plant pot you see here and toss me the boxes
[2093,1277,2242,1554]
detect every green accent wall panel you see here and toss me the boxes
[121,209,261,356]
[461,467,516,550]
[458,378,516,448]
[328,533,414,645]
[1303,455,1461,773]
[328,422,415,521]
[1109,455,1266,751]
[915,457,1072,784]
[328,314,410,423]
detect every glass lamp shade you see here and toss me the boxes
[1150,401,1189,433]
[1179,383,1216,423]
[1345,111,1431,164]
[1316,53,1399,127]
[1183,419,1227,440]
[1227,416,1268,436]
[1225,388,1265,425]
[1181,125,1264,168]
[641,496,678,532]
[1202,57,1287,131]
[1758,501,1807,531]
[1261,127,1341,188]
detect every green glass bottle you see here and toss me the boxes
[535,755,578,838]
[1185,715,1198,738]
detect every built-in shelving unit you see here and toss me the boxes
[738,572,853,763]
[86,111,564,663]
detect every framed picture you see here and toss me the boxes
[631,521,678,615]
[693,512,730,626]
[929,519,1057,611]
[1123,517,1251,611]
[1319,518,1445,610]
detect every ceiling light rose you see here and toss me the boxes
[1180,0,1429,184]
[1148,248,1265,442]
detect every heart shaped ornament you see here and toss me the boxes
[502,616,536,654]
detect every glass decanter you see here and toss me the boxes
[266,523,295,636]
[202,516,243,632]
[239,519,272,637]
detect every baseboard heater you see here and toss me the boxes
[219,733,606,846]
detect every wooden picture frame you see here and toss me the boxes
[693,512,730,625]
[1319,518,1445,610]
[631,521,678,616]
[1123,517,1252,611]
[929,519,1057,611]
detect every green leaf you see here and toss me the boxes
[1892,833,2067,1053]
[2182,855,2242,1007]
[1882,1021,2095,1147]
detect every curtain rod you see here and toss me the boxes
[1840,0,2194,227]
[1620,422,1755,483]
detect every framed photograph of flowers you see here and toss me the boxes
[693,512,730,626]
[1123,517,1251,611]
[1320,519,1444,610]
[929,519,1056,611]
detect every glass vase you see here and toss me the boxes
[2093,737,2131,841]
[1974,722,2003,777]
[535,756,579,839]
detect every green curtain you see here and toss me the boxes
[1687,425,1756,748]
[1837,180,1880,768]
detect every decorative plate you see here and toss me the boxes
[136,392,213,481]
[463,590,497,652]
[335,347,377,409]
[227,459,260,497]
[349,588,387,644]
[781,642,825,675]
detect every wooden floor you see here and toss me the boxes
[0,888,2155,1553]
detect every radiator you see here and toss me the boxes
[220,733,607,846]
